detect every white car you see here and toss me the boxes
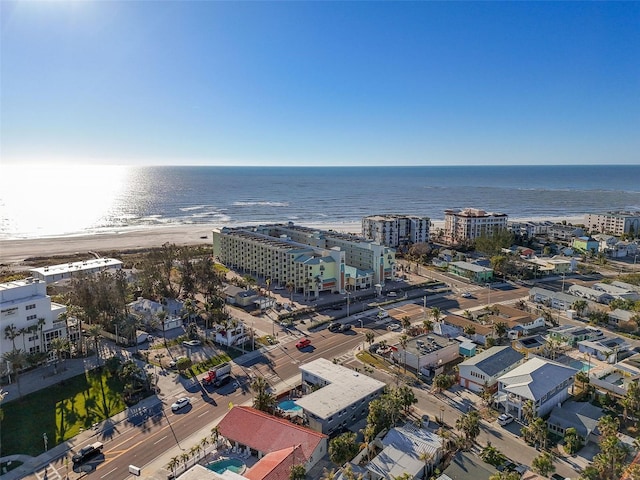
[497,413,514,426]
[171,397,191,412]
[461,292,473,298]
[168,355,188,368]
[182,339,201,347]
[387,323,402,331]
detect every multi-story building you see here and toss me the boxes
[546,223,585,241]
[443,208,508,245]
[295,358,386,435]
[361,214,430,248]
[585,211,640,237]
[458,346,525,393]
[0,278,67,355]
[212,222,396,295]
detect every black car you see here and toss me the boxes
[340,324,352,332]
[327,322,341,332]
[72,442,103,464]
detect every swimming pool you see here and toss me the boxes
[569,360,593,372]
[278,399,302,413]
[207,458,246,474]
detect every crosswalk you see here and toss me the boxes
[34,464,64,480]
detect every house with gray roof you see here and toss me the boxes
[578,336,630,363]
[496,357,578,419]
[365,422,443,480]
[436,451,498,480]
[547,400,603,444]
[548,325,598,347]
[529,286,584,311]
[458,346,525,393]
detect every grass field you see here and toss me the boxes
[0,368,126,457]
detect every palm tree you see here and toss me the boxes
[563,427,582,454]
[286,280,295,303]
[37,317,46,352]
[493,321,508,340]
[365,331,375,345]
[431,307,442,323]
[455,410,481,448]
[167,456,180,478]
[480,445,507,466]
[86,324,103,365]
[289,464,306,480]
[419,449,434,478]
[200,436,209,456]
[575,370,590,393]
[49,337,70,371]
[320,468,338,480]
[2,349,26,398]
[422,319,433,333]
[572,299,588,317]
[531,451,555,477]
[156,309,168,346]
[251,376,276,413]
[522,399,535,425]
[4,324,19,351]
[401,316,411,330]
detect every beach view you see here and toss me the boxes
[1,2,639,480]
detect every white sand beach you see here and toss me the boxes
[0,216,584,268]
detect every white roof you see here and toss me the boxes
[498,357,577,402]
[296,358,385,418]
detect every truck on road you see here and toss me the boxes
[202,362,232,386]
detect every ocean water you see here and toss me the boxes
[0,164,638,240]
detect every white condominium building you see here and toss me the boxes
[443,208,508,245]
[361,214,430,248]
[0,278,67,355]
[584,211,640,237]
[212,222,396,296]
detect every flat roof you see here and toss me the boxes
[30,258,122,277]
[296,358,385,419]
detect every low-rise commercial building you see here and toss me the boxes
[29,258,123,284]
[447,261,494,283]
[296,358,386,435]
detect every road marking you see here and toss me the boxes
[154,435,168,445]
[198,411,208,418]
[100,467,118,478]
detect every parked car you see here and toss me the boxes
[387,292,398,297]
[461,292,473,298]
[168,355,188,368]
[183,339,201,347]
[340,324,352,332]
[72,442,104,464]
[295,338,311,349]
[327,322,341,332]
[387,323,401,331]
[497,413,514,426]
[171,397,191,411]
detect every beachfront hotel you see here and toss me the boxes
[584,211,640,237]
[443,207,508,245]
[361,214,430,248]
[212,222,396,296]
[0,278,67,357]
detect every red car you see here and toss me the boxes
[295,338,311,349]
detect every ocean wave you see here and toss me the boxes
[233,201,290,207]
[180,205,212,212]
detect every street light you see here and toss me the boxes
[346,292,351,318]
[440,406,445,424]
[43,432,48,452]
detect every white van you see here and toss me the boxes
[377,310,389,319]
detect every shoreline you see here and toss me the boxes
[0,216,584,267]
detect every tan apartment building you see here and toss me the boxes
[584,211,640,237]
[443,208,508,245]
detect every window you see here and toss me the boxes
[27,315,37,321]
[26,304,36,310]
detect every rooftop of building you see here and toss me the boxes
[296,358,386,418]
[449,261,493,273]
[399,333,457,357]
[29,258,122,276]
[459,346,524,377]
[498,357,578,401]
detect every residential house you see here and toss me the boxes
[436,314,495,346]
[436,451,499,480]
[608,309,638,330]
[296,358,386,435]
[525,256,576,275]
[593,283,640,301]
[127,297,183,331]
[567,284,612,304]
[578,336,630,363]
[572,236,599,254]
[496,357,578,419]
[486,304,545,336]
[589,353,640,398]
[546,224,584,241]
[512,335,547,358]
[224,286,260,307]
[365,422,443,480]
[529,286,586,311]
[458,346,525,393]
[447,261,494,283]
[547,400,603,444]
[216,406,328,473]
[391,334,460,377]
[548,325,598,347]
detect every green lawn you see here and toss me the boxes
[0,368,126,457]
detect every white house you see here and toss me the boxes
[0,278,67,356]
[496,357,578,419]
[458,346,525,393]
[30,258,123,284]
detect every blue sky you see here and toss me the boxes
[1,1,638,166]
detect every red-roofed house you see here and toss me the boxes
[245,445,305,480]
[217,406,328,474]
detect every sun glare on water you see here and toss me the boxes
[0,164,131,239]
